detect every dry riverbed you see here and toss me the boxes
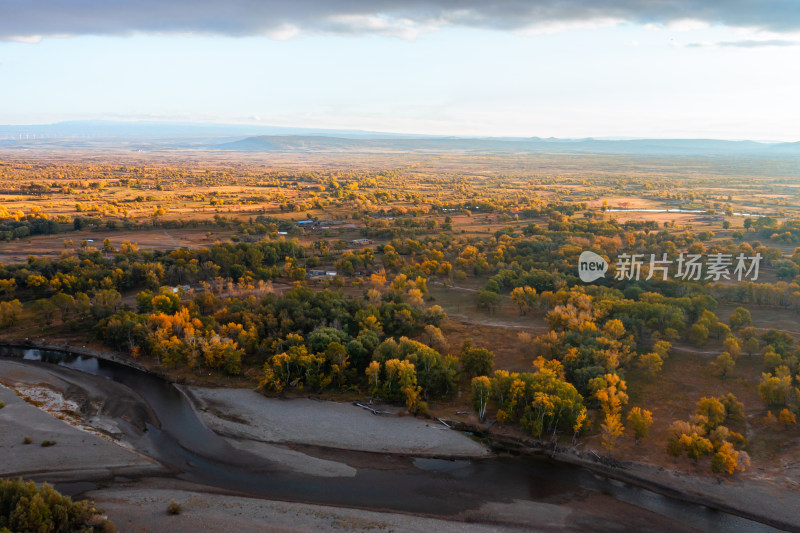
[0,381,162,482]
[183,386,492,459]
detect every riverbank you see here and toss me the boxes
[185,384,799,531]
[86,478,529,533]
[2,344,797,531]
[480,431,800,533]
[183,386,492,459]
[0,380,163,483]
[184,383,799,531]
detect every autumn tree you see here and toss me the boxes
[638,352,663,379]
[471,376,492,422]
[696,397,726,429]
[679,432,714,462]
[601,411,624,451]
[0,299,23,328]
[727,307,752,330]
[510,286,537,315]
[0,278,16,299]
[627,407,653,444]
[711,441,739,475]
[711,352,735,378]
[592,373,628,451]
[779,408,797,429]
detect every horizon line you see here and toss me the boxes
[0,118,797,144]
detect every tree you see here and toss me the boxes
[471,376,492,422]
[689,323,709,346]
[721,393,745,424]
[744,337,760,358]
[601,411,624,451]
[91,289,122,319]
[696,397,726,429]
[32,299,57,328]
[722,336,741,358]
[510,286,537,315]
[711,441,739,475]
[638,352,663,379]
[727,307,752,330]
[679,432,714,461]
[627,407,653,444]
[0,299,23,328]
[573,407,588,443]
[366,360,381,396]
[759,371,793,406]
[779,408,797,429]
[711,352,735,378]
[50,292,75,322]
[652,340,671,359]
[74,293,91,319]
[460,340,495,377]
[476,290,502,314]
[763,348,782,372]
[602,319,626,340]
[591,373,629,416]
[423,324,448,353]
[0,278,16,299]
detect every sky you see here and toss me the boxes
[1,1,799,140]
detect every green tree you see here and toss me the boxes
[460,340,495,377]
[476,290,502,314]
[689,323,709,346]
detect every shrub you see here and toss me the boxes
[23,437,32,445]
[167,500,182,515]
[0,477,112,531]
[41,440,56,447]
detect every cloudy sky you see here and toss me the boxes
[1,1,799,140]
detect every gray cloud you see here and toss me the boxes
[717,38,800,47]
[3,1,800,41]
[687,38,800,48]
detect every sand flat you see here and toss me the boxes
[185,386,491,458]
[0,383,163,481]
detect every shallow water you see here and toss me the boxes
[607,208,765,217]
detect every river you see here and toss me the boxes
[0,346,783,532]
[606,208,765,217]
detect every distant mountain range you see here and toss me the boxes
[1,120,799,157]
[218,135,800,156]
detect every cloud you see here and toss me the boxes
[686,38,800,48]
[3,1,800,41]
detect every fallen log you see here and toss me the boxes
[354,401,388,415]
[435,417,452,428]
